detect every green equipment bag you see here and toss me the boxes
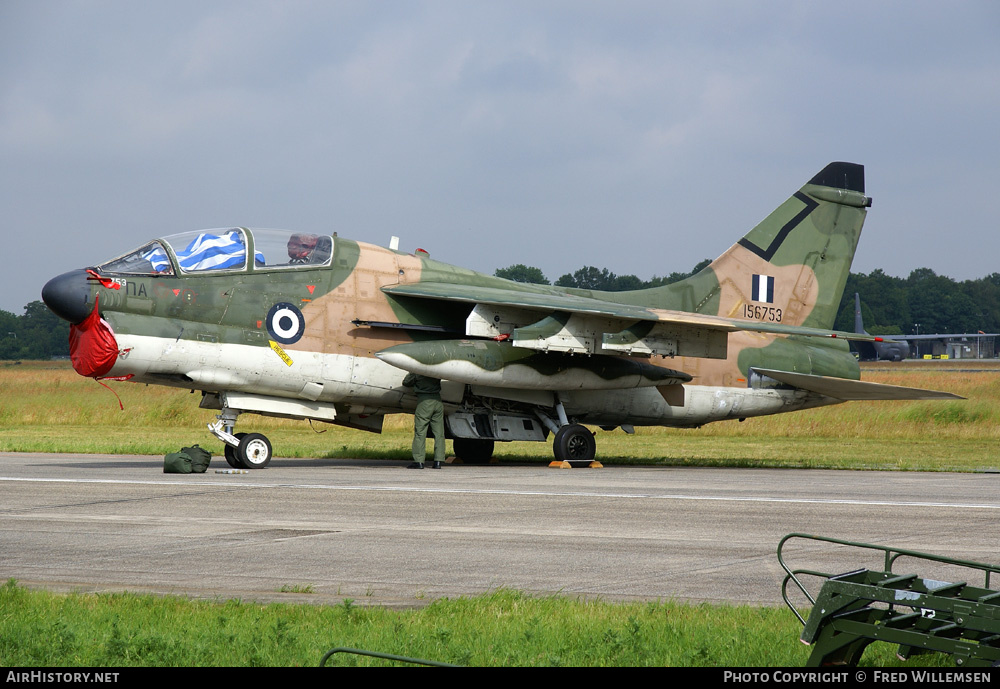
[163,451,193,474]
[182,445,212,473]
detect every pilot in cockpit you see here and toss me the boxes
[286,233,332,265]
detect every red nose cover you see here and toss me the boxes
[69,298,119,378]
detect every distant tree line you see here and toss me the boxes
[4,265,1000,360]
[495,259,713,292]
[495,263,1000,337]
[0,301,71,360]
[833,268,1000,336]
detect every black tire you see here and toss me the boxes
[454,438,495,464]
[553,424,596,463]
[238,433,272,469]
[224,432,247,468]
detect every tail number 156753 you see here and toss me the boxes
[744,304,782,322]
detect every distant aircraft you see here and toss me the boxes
[851,293,910,361]
[42,162,960,469]
[852,293,998,360]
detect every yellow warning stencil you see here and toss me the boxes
[269,340,294,367]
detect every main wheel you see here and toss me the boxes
[238,433,272,469]
[224,432,247,468]
[553,424,596,464]
[453,438,495,464]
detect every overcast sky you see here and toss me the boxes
[3,1,999,314]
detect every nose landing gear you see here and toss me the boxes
[236,432,273,469]
[209,408,273,469]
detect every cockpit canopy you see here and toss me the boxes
[97,228,334,275]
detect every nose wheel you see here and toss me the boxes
[237,433,273,469]
[222,431,273,469]
[210,409,273,470]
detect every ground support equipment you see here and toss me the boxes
[778,533,1000,667]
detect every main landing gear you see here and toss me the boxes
[535,395,600,468]
[209,409,273,469]
[552,424,597,464]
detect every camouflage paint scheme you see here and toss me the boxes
[42,162,959,467]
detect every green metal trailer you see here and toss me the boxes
[779,533,1000,667]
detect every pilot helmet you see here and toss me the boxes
[287,233,319,260]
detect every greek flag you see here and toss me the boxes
[752,274,775,303]
[176,230,264,271]
[141,245,171,272]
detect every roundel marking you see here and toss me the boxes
[266,302,305,345]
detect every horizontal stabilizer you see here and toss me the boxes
[751,368,964,401]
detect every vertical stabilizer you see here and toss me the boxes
[616,162,871,331]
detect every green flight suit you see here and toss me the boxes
[403,373,445,463]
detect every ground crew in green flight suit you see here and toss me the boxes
[402,373,445,469]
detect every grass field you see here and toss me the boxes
[0,581,950,667]
[1,359,997,471]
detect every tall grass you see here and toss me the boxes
[2,360,998,470]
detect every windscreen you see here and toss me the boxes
[97,241,174,275]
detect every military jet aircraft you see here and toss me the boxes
[42,162,959,469]
[851,293,910,361]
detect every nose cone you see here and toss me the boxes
[41,270,93,324]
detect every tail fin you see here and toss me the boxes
[619,162,871,330]
[852,292,879,361]
[854,292,866,334]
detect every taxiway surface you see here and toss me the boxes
[2,452,998,608]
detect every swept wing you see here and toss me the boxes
[383,281,886,352]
